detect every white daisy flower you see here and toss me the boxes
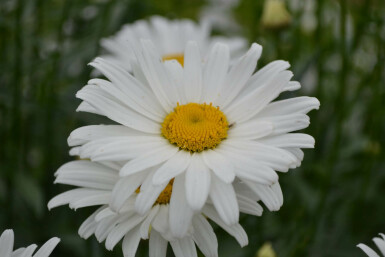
[100,15,247,71]
[67,40,319,235]
[0,229,60,257]
[48,160,260,256]
[357,233,385,257]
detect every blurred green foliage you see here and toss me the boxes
[0,0,384,256]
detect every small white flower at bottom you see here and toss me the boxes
[0,229,60,257]
[357,233,385,257]
[48,159,277,251]
[78,200,248,257]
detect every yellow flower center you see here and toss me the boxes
[162,54,184,66]
[136,179,174,205]
[162,103,229,152]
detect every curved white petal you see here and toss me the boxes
[202,150,235,184]
[79,207,107,239]
[209,174,239,225]
[216,43,262,108]
[357,244,381,257]
[192,215,218,257]
[54,161,118,190]
[76,85,160,134]
[228,120,273,140]
[122,226,141,257]
[105,215,145,250]
[185,154,211,211]
[169,175,194,238]
[0,230,14,257]
[256,96,320,118]
[149,230,168,257]
[120,145,179,176]
[32,238,60,257]
[225,71,293,123]
[201,43,229,103]
[184,41,203,103]
[152,150,191,185]
[202,205,248,247]
[258,134,315,148]
[110,171,149,212]
[170,237,197,257]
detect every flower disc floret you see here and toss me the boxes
[162,54,184,66]
[162,103,229,152]
[136,179,174,205]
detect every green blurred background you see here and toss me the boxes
[0,0,384,256]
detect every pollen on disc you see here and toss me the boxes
[162,103,229,152]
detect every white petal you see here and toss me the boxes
[170,237,197,257]
[258,133,315,148]
[54,161,118,190]
[256,96,320,118]
[169,175,194,238]
[0,230,14,257]
[69,192,111,210]
[216,43,262,108]
[164,60,186,104]
[110,171,149,212]
[152,205,169,235]
[79,207,107,239]
[88,137,167,161]
[95,214,130,242]
[192,215,218,257]
[209,175,239,225]
[239,60,290,98]
[225,71,293,123]
[135,40,176,112]
[152,150,191,185]
[201,43,229,103]
[68,125,148,147]
[283,81,301,92]
[47,188,110,210]
[183,41,203,103]
[373,237,385,256]
[76,85,160,134]
[217,148,278,184]
[76,101,103,116]
[219,140,296,171]
[237,194,263,216]
[95,208,116,222]
[140,205,160,239]
[135,180,168,215]
[202,150,235,184]
[89,58,165,120]
[120,144,179,176]
[88,78,163,123]
[202,205,248,247]
[185,154,211,211]
[357,244,381,257]
[243,181,283,211]
[105,215,145,250]
[122,226,141,257]
[32,238,60,257]
[18,244,37,257]
[228,121,273,140]
[149,230,168,257]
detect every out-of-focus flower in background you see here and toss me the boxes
[261,0,292,29]
[0,229,60,257]
[199,0,242,33]
[256,242,277,257]
[100,16,247,72]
